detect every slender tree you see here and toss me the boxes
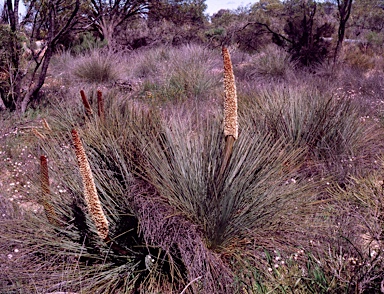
[333,0,353,62]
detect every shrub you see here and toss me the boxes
[71,31,107,55]
[73,51,121,83]
[343,45,376,71]
[130,45,221,104]
[0,81,322,293]
[235,45,296,82]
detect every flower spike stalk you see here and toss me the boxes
[71,129,109,240]
[220,46,238,177]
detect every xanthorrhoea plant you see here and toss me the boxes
[71,128,109,240]
[220,46,238,177]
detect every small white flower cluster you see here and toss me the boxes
[145,254,156,271]
[267,251,288,272]
[7,248,20,260]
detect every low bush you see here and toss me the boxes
[73,51,121,83]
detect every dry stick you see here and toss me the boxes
[219,46,238,178]
[180,276,202,294]
[41,118,52,131]
[32,128,47,140]
[220,135,236,176]
[80,90,94,117]
[97,89,105,122]
[40,155,59,226]
[71,129,109,240]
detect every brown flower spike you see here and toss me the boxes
[219,47,238,177]
[97,89,105,122]
[71,129,109,240]
[40,155,59,226]
[222,46,238,140]
[80,90,94,117]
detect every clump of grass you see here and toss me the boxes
[235,45,296,82]
[73,51,120,83]
[240,83,384,182]
[4,93,190,293]
[343,45,376,72]
[130,44,221,104]
[137,102,316,250]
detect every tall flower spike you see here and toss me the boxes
[80,90,94,117]
[40,155,59,226]
[222,46,238,140]
[97,89,105,122]
[219,47,239,178]
[71,129,109,240]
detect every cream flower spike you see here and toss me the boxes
[222,46,238,140]
[71,129,109,240]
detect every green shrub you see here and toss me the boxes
[71,31,107,55]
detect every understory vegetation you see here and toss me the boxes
[1,42,384,293]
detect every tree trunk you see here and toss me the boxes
[19,37,54,113]
[100,17,117,50]
[0,96,6,111]
[7,0,22,111]
[334,0,353,63]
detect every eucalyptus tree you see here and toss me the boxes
[87,0,151,49]
[1,0,80,112]
[351,0,384,33]
[333,0,353,62]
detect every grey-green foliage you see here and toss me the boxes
[71,32,107,55]
[135,104,313,250]
[130,44,221,102]
[73,51,121,83]
[241,84,383,180]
